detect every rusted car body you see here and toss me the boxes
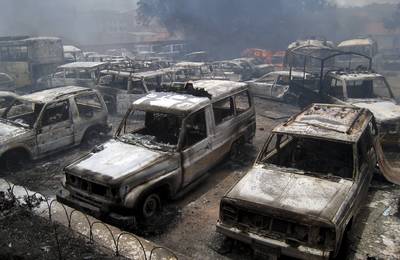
[247,71,313,104]
[96,69,171,114]
[38,62,109,89]
[317,71,400,146]
[0,86,111,170]
[57,80,256,225]
[217,104,378,259]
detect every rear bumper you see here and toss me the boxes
[56,188,136,227]
[216,221,331,260]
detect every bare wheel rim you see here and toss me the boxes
[142,194,160,219]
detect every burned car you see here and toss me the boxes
[96,69,169,115]
[217,104,378,259]
[57,80,256,225]
[247,71,313,104]
[0,86,111,171]
[37,62,108,89]
[320,71,400,146]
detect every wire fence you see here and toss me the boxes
[0,179,179,260]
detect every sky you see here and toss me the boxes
[334,0,400,6]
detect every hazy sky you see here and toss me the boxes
[335,0,399,6]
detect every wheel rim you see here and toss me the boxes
[142,194,159,218]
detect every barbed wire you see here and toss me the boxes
[0,179,179,260]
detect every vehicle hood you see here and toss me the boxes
[0,122,29,143]
[226,164,353,224]
[348,99,400,123]
[66,139,177,185]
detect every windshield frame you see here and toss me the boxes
[257,132,357,181]
[115,107,184,152]
[1,97,44,129]
[343,75,395,100]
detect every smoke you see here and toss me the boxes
[137,0,338,57]
[0,0,136,44]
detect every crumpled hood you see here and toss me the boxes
[67,139,176,185]
[0,122,29,143]
[226,164,353,223]
[348,99,400,123]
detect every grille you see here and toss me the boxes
[67,174,108,197]
[221,204,309,243]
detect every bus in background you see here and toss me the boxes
[0,36,64,92]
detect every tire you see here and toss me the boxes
[283,94,298,106]
[82,128,102,148]
[229,139,244,161]
[138,193,162,221]
[0,150,29,173]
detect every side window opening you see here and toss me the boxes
[42,100,70,127]
[213,97,234,125]
[75,93,103,118]
[235,91,251,115]
[329,79,344,98]
[183,109,207,149]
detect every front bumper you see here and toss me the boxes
[56,188,136,227]
[216,222,331,260]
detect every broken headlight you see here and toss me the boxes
[220,201,238,224]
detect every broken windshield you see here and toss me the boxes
[1,99,43,128]
[260,133,354,180]
[346,77,394,100]
[117,109,182,152]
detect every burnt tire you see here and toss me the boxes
[82,128,102,148]
[229,138,244,161]
[0,150,29,173]
[138,193,162,221]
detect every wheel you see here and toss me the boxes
[139,193,161,220]
[229,139,244,161]
[0,150,29,173]
[83,128,102,147]
[283,94,298,106]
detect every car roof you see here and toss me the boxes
[22,86,93,103]
[338,38,374,47]
[132,80,248,116]
[267,70,312,78]
[273,103,372,143]
[328,71,383,81]
[59,62,108,70]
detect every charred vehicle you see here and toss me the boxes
[0,86,111,171]
[96,69,170,114]
[286,49,400,146]
[37,62,108,89]
[321,71,400,146]
[247,71,314,104]
[217,104,378,259]
[57,80,256,225]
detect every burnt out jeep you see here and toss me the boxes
[0,86,111,171]
[217,104,378,259]
[57,80,256,225]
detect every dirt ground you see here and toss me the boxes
[1,95,400,259]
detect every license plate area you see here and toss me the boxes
[253,243,281,260]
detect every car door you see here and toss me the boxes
[251,74,277,98]
[271,75,290,99]
[36,100,75,154]
[181,107,213,187]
